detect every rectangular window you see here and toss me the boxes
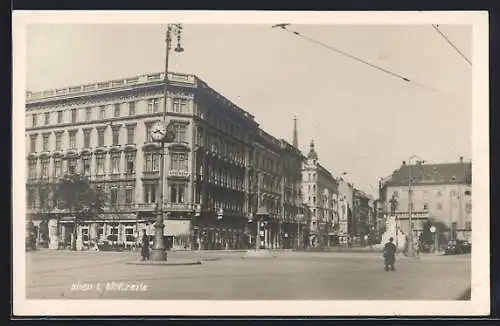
[57,111,63,124]
[128,101,135,115]
[96,155,105,175]
[112,128,120,146]
[465,221,471,230]
[114,103,120,118]
[44,112,50,125]
[145,123,153,142]
[147,98,160,113]
[85,108,92,121]
[55,133,63,150]
[170,184,185,203]
[82,157,91,176]
[144,152,159,172]
[41,160,49,177]
[126,153,135,174]
[30,135,37,153]
[97,128,105,147]
[42,134,50,152]
[145,153,152,172]
[27,188,36,208]
[451,222,457,230]
[71,109,77,123]
[83,129,91,148]
[28,160,37,179]
[423,203,429,210]
[173,124,187,143]
[32,114,37,127]
[437,203,442,210]
[126,126,135,144]
[67,159,76,174]
[144,184,157,203]
[196,127,203,146]
[54,159,63,178]
[172,98,187,113]
[110,187,118,206]
[111,155,120,174]
[170,153,188,171]
[125,187,133,204]
[69,131,77,149]
[152,153,159,171]
[99,106,106,120]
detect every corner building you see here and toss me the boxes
[25,72,305,250]
[379,158,472,242]
[301,140,338,247]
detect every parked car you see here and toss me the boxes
[445,240,470,255]
[461,240,472,253]
[419,242,433,253]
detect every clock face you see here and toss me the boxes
[151,122,166,141]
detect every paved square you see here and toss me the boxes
[25,250,471,300]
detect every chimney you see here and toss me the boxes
[402,161,406,166]
[460,156,464,163]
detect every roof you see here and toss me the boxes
[385,161,472,187]
[307,140,318,160]
[354,189,372,199]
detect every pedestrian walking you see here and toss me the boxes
[383,237,397,271]
[141,229,150,261]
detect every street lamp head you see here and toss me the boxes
[174,44,184,53]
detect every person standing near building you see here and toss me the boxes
[141,229,150,261]
[383,237,397,271]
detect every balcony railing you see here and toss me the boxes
[165,203,193,211]
[26,72,196,101]
[167,170,191,178]
[136,203,156,211]
[142,171,160,178]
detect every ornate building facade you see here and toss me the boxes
[301,140,339,247]
[25,72,306,250]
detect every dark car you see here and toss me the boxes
[461,240,472,254]
[445,240,470,255]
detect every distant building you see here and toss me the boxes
[301,140,338,247]
[352,189,373,240]
[379,157,472,241]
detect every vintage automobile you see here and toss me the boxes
[445,239,471,255]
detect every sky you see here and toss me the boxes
[25,23,472,198]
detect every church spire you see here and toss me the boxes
[292,115,298,148]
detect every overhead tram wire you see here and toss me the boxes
[271,24,455,99]
[432,24,472,66]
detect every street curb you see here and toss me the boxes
[190,250,249,254]
[201,257,223,261]
[241,251,279,259]
[125,260,202,266]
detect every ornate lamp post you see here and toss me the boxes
[407,155,425,257]
[149,24,184,261]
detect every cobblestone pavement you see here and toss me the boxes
[25,250,471,300]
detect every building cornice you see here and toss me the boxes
[26,72,198,108]
[26,113,167,132]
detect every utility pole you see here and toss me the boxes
[407,155,424,258]
[256,171,261,250]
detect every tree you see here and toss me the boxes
[419,218,450,247]
[52,173,107,250]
